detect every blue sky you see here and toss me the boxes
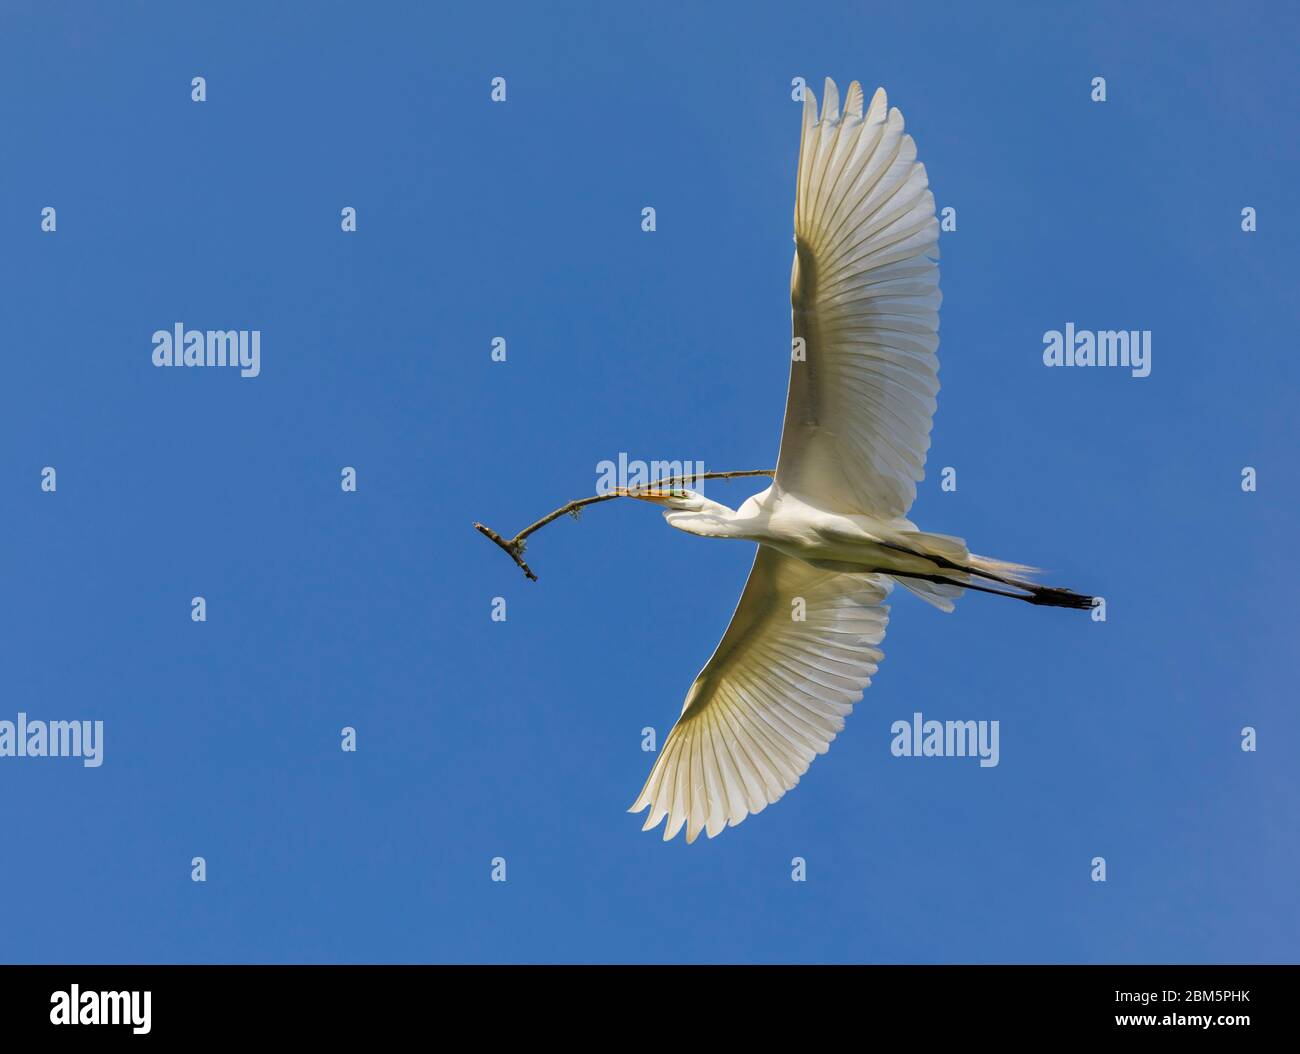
[1,1,1296,963]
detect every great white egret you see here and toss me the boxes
[616,78,1093,843]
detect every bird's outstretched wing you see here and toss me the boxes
[630,546,890,842]
[776,78,941,519]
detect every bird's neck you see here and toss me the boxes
[664,501,749,539]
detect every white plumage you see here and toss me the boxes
[782,78,940,520]
[632,548,889,843]
[623,79,1090,842]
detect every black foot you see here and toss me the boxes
[1026,587,1095,611]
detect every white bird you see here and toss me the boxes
[620,78,1093,843]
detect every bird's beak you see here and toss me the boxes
[617,488,680,505]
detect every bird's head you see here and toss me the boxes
[620,488,741,537]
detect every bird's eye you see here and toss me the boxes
[669,489,688,499]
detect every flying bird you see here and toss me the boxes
[614,79,1093,842]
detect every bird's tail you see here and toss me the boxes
[966,553,1041,583]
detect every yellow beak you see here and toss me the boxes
[617,488,677,504]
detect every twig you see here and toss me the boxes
[473,469,775,582]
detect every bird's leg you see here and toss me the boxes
[886,570,1094,610]
[886,570,1029,602]
[876,541,1023,587]
[876,542,1093,609]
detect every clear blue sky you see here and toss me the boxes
[1,1,1296,964]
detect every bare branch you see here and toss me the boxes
[474,469,775,581]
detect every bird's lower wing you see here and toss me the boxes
[630,546,890,843]
[777,78,941,518]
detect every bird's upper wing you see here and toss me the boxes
[630,545,890,842]
[776,78,941,518]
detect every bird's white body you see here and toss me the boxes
[664,485,972,587]
[592,78,1090,842]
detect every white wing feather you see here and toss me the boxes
[776,78,941,518]
[630,547,890,842]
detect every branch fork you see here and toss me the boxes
[474,469,774,582]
